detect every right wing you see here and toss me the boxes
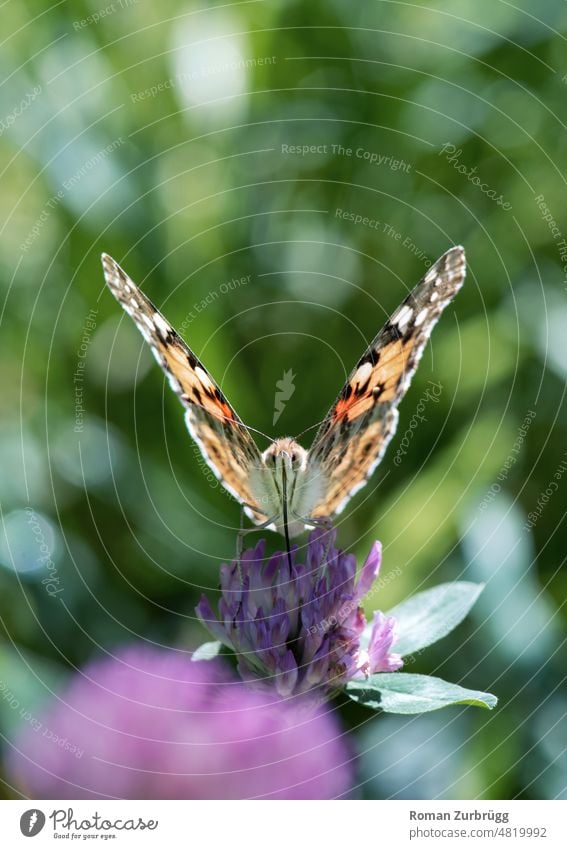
[304,246,466,518]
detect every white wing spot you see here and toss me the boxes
[393,304,413,331]
[414,308,429,326]
[352,361,373,387]
[166,371,182,393]
[195,365,214,389]
[149,344,163,364]
[153,313,171,336]
[430,290,439,302]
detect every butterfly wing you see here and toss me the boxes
[101,254,270,522]
[304,246,466,518]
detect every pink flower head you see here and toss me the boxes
[8,645,353,800]
[197,528,403,698]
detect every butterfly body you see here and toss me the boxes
[102,246,466,537]
[258,438,326,537]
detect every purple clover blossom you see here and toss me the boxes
[8,646,353,800]
[196,528,403,698]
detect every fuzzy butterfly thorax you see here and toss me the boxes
[256,439,321,537]
[262,437,307,470]
[102,246,466,539]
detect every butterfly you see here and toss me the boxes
[102,246,466,540]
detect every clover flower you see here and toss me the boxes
[8,645,353,800]
[196,528,403,698]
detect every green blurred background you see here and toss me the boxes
[1,0,566,799]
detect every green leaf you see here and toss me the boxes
[192,641,222,662]
[382,581,485,657]
[346,672,497,714]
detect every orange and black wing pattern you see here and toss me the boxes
[306,246,466,517]
[101,254,266,516]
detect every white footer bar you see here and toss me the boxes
[1,799,565,848]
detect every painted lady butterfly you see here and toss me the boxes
[102,246,465,539]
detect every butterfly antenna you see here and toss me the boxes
[189,399,273,444]
[294,416,329,443]
[236,420,274,444]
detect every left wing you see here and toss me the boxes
[305,246,466,518]
[101,254,269,522]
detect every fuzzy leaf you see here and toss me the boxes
[347,672,497,714]
[383,582,484,657]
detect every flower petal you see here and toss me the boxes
[368,611,403,673]
[355,541,382,600]
[195,596,234,647]
[275,650,299,697]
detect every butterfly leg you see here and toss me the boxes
[290,510,334,534]
[290,511,335,561]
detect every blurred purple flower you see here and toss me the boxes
[8,646,353,800]
[196,528,402,698]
